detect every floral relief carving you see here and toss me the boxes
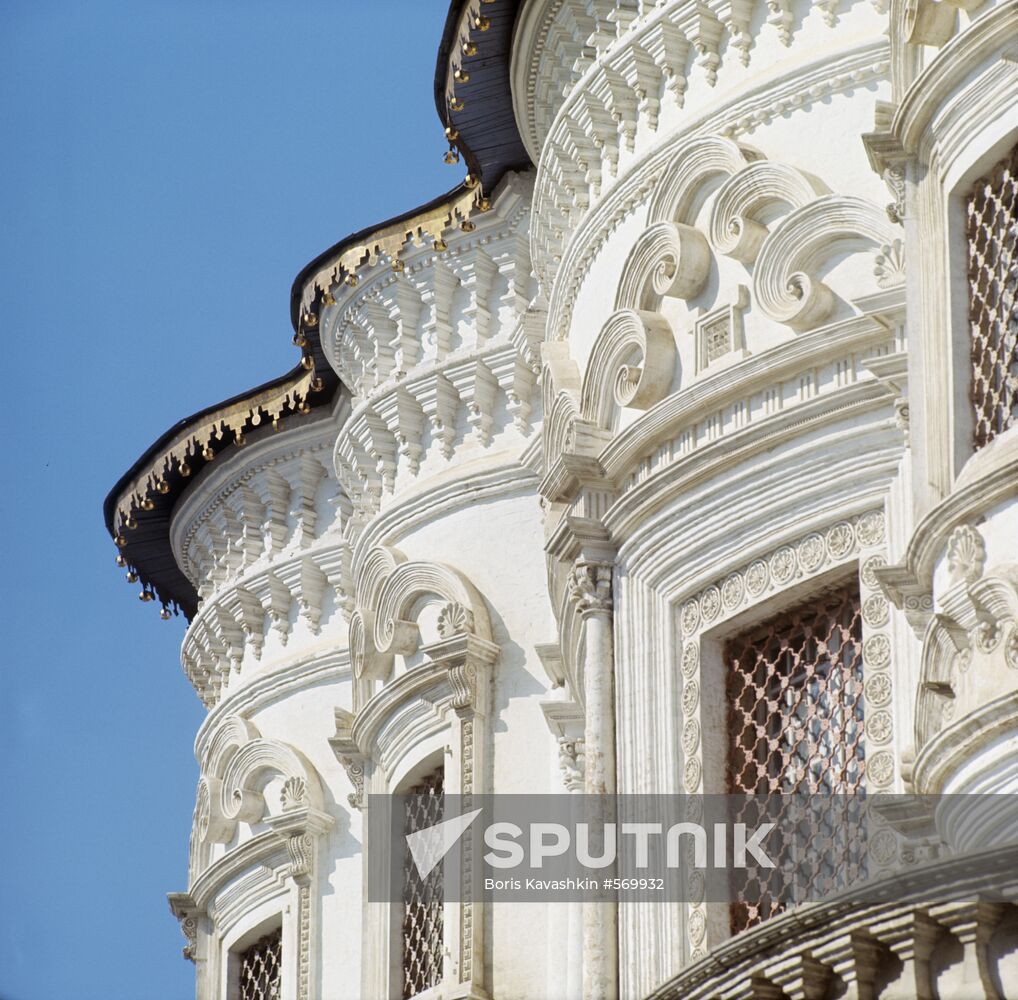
[688,907,707,946]
[868,709,893,744]
[681,719,701,755]
[862,594,890,628]
[866,673,893,707]
[721,573,744,609]
[683,757,702,792]
[826,521,855,559]
[700,586,722,622]
[864,634,892,667]
[688,870,705,904]
[770,546,797,584]
[745,560,769,596]
[870,828,899,865]
[681,642,699,678]
[681,680,700,715]
[867,751,895,787]
[797,533,826,572]
[683,512,882,637]
[681,600,700,636]
[861,555,888,589]
[856,510,886,548]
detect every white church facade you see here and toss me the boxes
[105,0,1018,997]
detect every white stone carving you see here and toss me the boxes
[753,195,901,329]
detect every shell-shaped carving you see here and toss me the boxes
[280,776,307,810]
[616,222,711,308]
[708,162,830,263]
[437,601,475,638]
[581,309,677,430]
[947,524,986,585]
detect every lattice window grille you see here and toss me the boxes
[238,928,282,1000]
[725,583,866,932]
[694,286,749,373]
[403,767,445,999]
[703,316,731,366]
[968,142,1018,451]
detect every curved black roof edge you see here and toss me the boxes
[103,354,340,620]
[106,0,532,622]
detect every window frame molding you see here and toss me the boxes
[333,546,498,1000]
[879,5,1018,504]
[674,510,894,959]
[170,715,334,1000]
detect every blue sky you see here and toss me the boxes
[0,3,452,997]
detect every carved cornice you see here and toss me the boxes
[913,690,1018,796]
[174,431,336,591]
[598,306,901,488]
[645,846,1018,999]
[351,633,500,755]
[608,380,897,549]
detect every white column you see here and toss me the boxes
[559,737,586,1000]
[569,559,618,1000]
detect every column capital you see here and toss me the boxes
[569,559,614,618]
[558,737,586,792]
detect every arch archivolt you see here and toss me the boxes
[192,715,330,877]
[347,544,494,708]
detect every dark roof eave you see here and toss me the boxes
[104,0,532,620]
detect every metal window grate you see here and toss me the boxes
[703,316,731,365]
[403,767,444,999]
[969,143,1018,450]
[725,583,865,931]
[238,928,282,1000]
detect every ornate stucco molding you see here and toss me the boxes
[540,41,890,331]
[646,850,1018,999]
[752,195,900,328]
[580,309,678,431]
[176,714,334,1000]
[336,548,498,999]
